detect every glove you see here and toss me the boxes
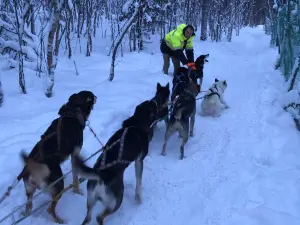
[186,62,195,67]
[186,62,196,70]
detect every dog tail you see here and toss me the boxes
[20,150,50,184]
[72,155,102,182]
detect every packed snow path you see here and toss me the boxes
[0,26,300,225]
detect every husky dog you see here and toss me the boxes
[73,100,155,225]
[148,83,170,142]
[192,54,209,88]
[18,91,97,223]
[172,54,209,95]
[200,78,229,117]
[161,67,199,160]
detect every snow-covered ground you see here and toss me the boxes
[1,26,300,225]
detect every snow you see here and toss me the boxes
[122,0,134,14]
[144,12,152,23]
[67,0,74,10]
[1,26,300,225]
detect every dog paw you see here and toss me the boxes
[55,217,66,224]
[160,152,167,156]
[73,187,84,195]
[198,111,206,117]
[81,217,92,225]
[189,132,194,137]
[47,208,66,224]
[135,193,142,204]
[96,217,104,225]
[22,205,32,216]
[21,210,31,217]
[179,154,185,160]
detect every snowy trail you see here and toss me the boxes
[1,27,300,225]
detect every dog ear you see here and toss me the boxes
[68,93,80,105]
[157,83,162,90]
[69,91,95,106]
[215,78,219,82]
[134,102,148,118]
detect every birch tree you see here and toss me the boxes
[0,80,3,107]
[44,0,64,97]
[200,0,209,40]
[109,2,145,81]
[0,0,286,101]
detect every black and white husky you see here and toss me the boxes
[200,78,229,117]
[73,100,155,225]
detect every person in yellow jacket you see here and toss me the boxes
[160,24,196,76]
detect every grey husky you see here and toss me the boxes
[161,69,199,160]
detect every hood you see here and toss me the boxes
[178,24,196,37]
[177,23,187,31]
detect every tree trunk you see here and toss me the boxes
[200,0,209,41]
[109,4,144,81]
[45,0,62,98]
[0,80,3,107]
[14,0,31,94]
[66,18,72,58]
[137,9,143,51]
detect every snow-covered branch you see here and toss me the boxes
[109,3,145,81]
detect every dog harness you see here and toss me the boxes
[150,98,159,115]
[33,117,64,162]
[172,72,188,92]
[172,71,195,94]
[150,96,170,124]
[96,127,133,170]
[173,69,201,92]
[170,88,196,115]
[16,117,67,181]
[204,85,220,99]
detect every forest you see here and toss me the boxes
[0,0,299,123]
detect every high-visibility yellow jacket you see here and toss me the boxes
[165,24,195,51]
[161,24,195,64]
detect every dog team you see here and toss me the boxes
[5,24,229,224]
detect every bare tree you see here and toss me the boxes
[45,0,64,97]
[0,80,3,107]
[288,49,300,91]
[0,0,280,102]
[109,3,144,81]
[200,0,209,40]
[226,0,234,42]
[13,0,31,94]
[85,0,93,56]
